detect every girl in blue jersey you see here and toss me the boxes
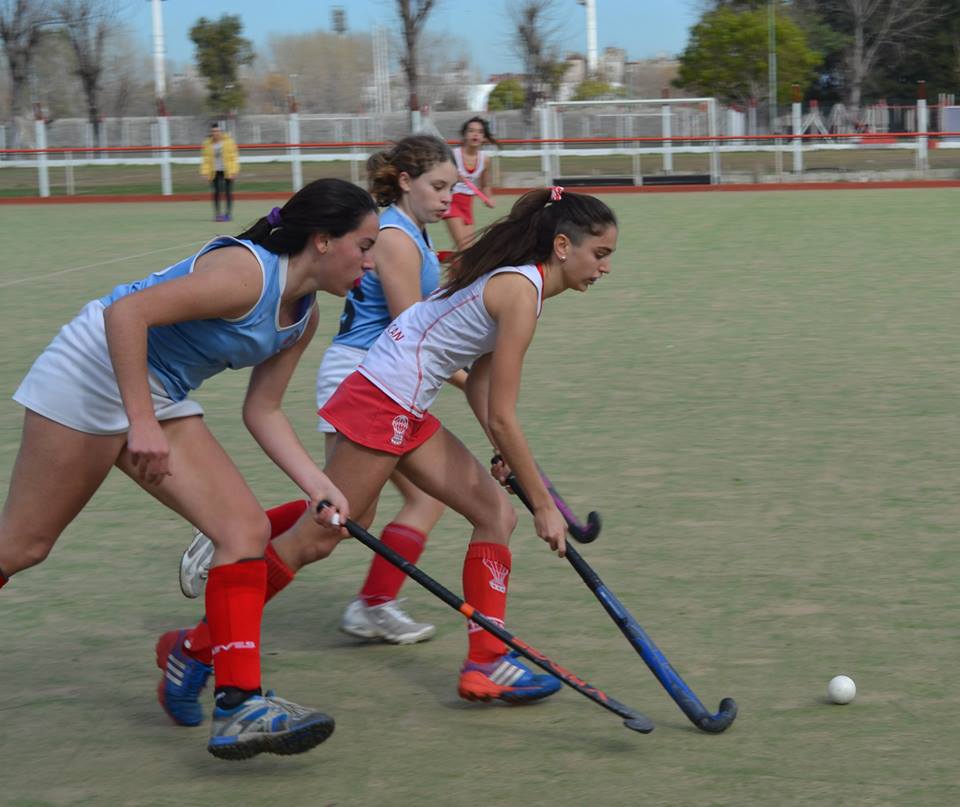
[0,178,378,761]
[172,138,459,704]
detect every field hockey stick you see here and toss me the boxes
[503,477,738,734]
[318,502,654,734]
[491,455,601,543]
[460,176,494,207]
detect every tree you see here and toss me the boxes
[53,0,113,144]
[510,0,565,132]
[487,78,524,111]
[675,5,821,109]
[572,78,622,101]
[0,0,54,139]
[809,0,944,108]
[395,0,437,128]
[866,0,960,102]
[189,14,254,115]
[266,30,372,113]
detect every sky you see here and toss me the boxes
[127,0,699,79]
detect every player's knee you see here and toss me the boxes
[487,496,518,541]
[210,512,271,558]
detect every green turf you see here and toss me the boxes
[1,191,959,805]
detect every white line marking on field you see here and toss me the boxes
[0,241,204,289]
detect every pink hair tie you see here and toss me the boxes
[550,185,564,202]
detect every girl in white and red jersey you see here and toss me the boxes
[442,116,499,249]
[250,187,618,706]
[0,178,377,760]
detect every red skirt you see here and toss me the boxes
[319,371,441,456]
[441,192,475,225]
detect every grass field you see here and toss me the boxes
[2,189,959,806]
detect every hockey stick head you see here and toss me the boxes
[695,697,738,733]
[567,510,601,544]
[623,715,656,734]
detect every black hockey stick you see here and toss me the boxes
[491,455,601,543]
[503,477,738,734]
[319,502,654,734]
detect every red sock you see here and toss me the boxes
[185,544,295,665]
[182,501,303,665]
[0,568,8,590]
[266,500,308,538]
[205,559,266,692]
[462,542,511,663]
[265,542,295,600]
[359,522,428,607]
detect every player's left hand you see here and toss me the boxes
[310,486,350,536]
[490,454,512,487]
[533,502,568,557]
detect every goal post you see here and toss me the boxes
[541,97,720,186]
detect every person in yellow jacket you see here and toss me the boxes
[201,123,240,222]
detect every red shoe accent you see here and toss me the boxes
[458,670,507,701]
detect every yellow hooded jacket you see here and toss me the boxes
[201,134,239,180]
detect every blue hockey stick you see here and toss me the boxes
[505,473,737,733]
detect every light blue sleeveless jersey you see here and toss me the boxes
[332,205,440,349]
[99,237,315,401]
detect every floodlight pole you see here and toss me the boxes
[768,0,777,135]
[150,0,172,195]
[577,0,598,76]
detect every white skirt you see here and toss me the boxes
[315,342,367,433]
[12,300,204,435]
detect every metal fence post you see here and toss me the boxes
[288,111,303,192]
[35,108,50,198]
[158,110,172,195]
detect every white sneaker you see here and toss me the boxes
[339,598,436,644]
[180,529,214,599]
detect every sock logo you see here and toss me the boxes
[390,415,410,446]
[211,640,257,656]
[482,558,509,593]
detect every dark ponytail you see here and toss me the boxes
[237,178,377,254]
[440,189,617,296]
[367,134,454,207]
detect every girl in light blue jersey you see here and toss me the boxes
[0,178,378,761]
[175,136,461,652]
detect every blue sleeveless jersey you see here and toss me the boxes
[332,205,440,349]
[99,237,315,401]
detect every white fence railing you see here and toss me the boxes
[4,99,958,197]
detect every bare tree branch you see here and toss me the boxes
[820,0,944,107]
[509,0,563,132]
[395,0,437,127]
[0,0,56,133]
[52,0,115,142]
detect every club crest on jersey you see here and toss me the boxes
[390,415,410,446]
[482,558,509,593]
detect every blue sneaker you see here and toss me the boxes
[208,692,335,760]
[458,650,562,703]
[155,628,212,727]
